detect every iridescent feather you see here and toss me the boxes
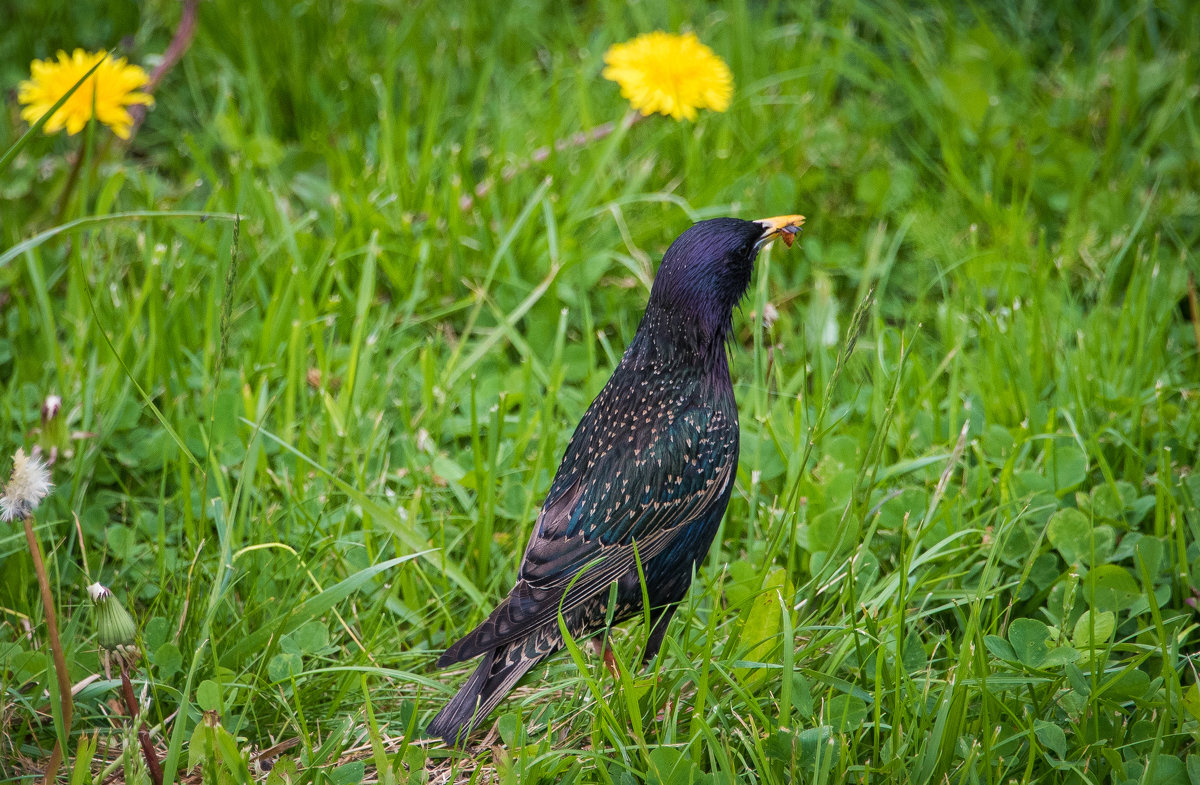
[427,216,803,745]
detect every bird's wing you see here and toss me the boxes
[520,403,734,580]
[438,398,735,665]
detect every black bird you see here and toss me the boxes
[428,215,805,746]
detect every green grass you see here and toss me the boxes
[2,0,1199,782]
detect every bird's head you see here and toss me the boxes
[646,215,804,345]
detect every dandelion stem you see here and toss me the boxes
[459,112,641,211]
[120,667,164,785]
[128,0,200,139]
[22,514,72,785]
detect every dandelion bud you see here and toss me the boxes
[41,395,63,423]
[39,394,68,462]
[89,582,140,675]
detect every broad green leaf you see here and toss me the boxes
[187,710,247,782]
[268,652,303,682]
[1135,536,1166,580]
[1187,754,1200,785]
[144,617,170,652]
[1087,483,1130,520]
[1181,684,1200,722]
[875,487,929,533]
[265,758,299,785]
[1041,645,1081,667]
[646,746,700,785]
[791,673,815,717]
[1046,508,1089,563]
[496,713,520,746]
[431,454,467,483]
[981,424,1016,463]
[287,620,329,655]
[999,520,1038,565]
[739,429,787,483]
[197,680,222,712]
[1105,668,1151,701]
[827,694,869,732]
[809,508,857,553]
[983,634,1017,661]
[331,762,366,784]
[1028,552,1062,590]
[151,642,183,680]
[1008,618,1051,667]
[1072,609,1116,649]
[737,567,794,688]
[764,728,797,766]
[825,434,860,467]
[187,717,213,772]
[1047,509,1113,565]
[1085,565,1141,612]
[1012,470,1053,498]
[797,726,837,770]
[1145,755,1187,785]
[1065,663,1090,695]
[1048,445,1088,492]
[724,560,761,607]
[1034,720,1067,758]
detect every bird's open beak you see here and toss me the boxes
[754,214,806,249]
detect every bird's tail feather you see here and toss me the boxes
[427,644,542,746]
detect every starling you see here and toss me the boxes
[427,215,805,746]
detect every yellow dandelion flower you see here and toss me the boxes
[17,49,154,140]
[602,31,733,121]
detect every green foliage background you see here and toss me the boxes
[1,0,1198,782]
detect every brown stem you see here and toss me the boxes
[23,514,72,785]
[127,0,200,139]
[120,668,164,785]
[458,111,642,211]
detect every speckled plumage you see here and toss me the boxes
[427,216,803,746]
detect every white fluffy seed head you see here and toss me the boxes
[0,449,53,522]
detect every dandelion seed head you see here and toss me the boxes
[1,448,53,522]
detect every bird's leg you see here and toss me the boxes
[587,635,621,678]
[640,604,679,667]
[603,644,619,678]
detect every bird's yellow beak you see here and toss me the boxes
[754,214,806,248]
